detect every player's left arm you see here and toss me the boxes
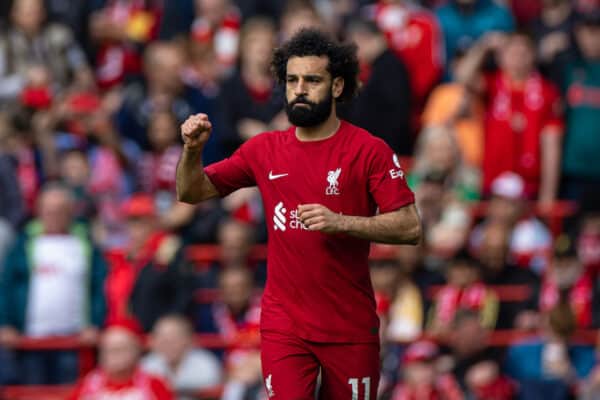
[297,203,421,245]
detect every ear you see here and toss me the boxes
[332,76,344,99]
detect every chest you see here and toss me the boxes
[257,143,369,213]
[31,236,87,279]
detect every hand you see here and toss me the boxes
[482,31,507,52]
[79,327,100,346]
[297,204,344,233]
[181,113,212,151]
[0,327,21,348]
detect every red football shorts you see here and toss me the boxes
[260,331,380,399]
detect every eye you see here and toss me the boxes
[286,76,297,83]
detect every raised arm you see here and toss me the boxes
[297,203,421,245]
[176,114,220,203]
[454,32,506,89]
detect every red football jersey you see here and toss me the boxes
[483,72,563,197]
[205,120,415,342]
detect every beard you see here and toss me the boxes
[284,90,333,127]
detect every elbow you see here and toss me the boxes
[176,188,196,204]
[404,220,422,245]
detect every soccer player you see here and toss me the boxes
[176,29,421,399]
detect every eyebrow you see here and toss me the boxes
[286,74,325,80]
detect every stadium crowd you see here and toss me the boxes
[0,0,599,398]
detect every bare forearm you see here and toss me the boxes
[176,146,219,204]
[455,41,488,87]
[539,131,562,203]
[338,204,421,245]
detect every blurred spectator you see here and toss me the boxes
[339,18,412,155]
[0,183,107,384]
[456,32,564,204]
[410,125,480,201]
[89,0,163,89]
[422,48,485,169]
[70,318,174,400]
[105,193,194,332]
[435,0,515,67]
[0,112,25,262]
[539,233,596,329]
[158,0,195,40]
[115,41,219,162]
[578,191,600,278]
[137,108,198,233]
[198,266,262,400]
[459,32,564,203]
[440,309,508,392]
[470,172,553,274]
[0,0,93,106]
[191,0,241,74]
[427,250,498,336]
[279,0,325,41]
[390,340,463,400]
[216,16,286,156]
[377,251,424,343]
[532,0,577,85]
[58,149,97,221]
[560,12,600,200]
[366,0,443,131]
[475,221,540,329]
[43,0,100,57]
[504,298,596,399]
[141,314,223,396]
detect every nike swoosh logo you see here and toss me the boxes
[269,171,288,180]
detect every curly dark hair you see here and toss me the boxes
[271,28,359,103]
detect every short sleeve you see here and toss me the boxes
[204,139,257,197]
[543,83,564,132]
[367,139,415,213]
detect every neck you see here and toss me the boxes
[107,368,136,383]
[295,113,340,142]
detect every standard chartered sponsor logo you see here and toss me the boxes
[273,201,308,231]
[273,202,287,231]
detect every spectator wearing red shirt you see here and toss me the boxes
[70,318,174,400]
[366,0,444,127]
[89,0,163,89]
[456,32,564,206]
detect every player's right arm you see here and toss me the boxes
[176,113,219,203]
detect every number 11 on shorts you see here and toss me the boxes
[348,377,370,400]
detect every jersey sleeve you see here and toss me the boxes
[204,138,258,197]
[543,83,564,133]
[367,139,415,213]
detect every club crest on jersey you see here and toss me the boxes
[326,168,342,195]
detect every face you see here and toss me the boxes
[126,217,155,250]
[12,0,45,34]
[487,196,522,225]
[151,319,191,366]
[551,256,582,289]
[450,316,487,357]
[284,56,342,127]
[195,0,228,26]
[576,25,600,60]
[218,220,253,266]
[60,151,90,187]
[422,131,457,173]
[478,224,510,272]
[281,10,323,42]
[219,268,253,315]
[100,328,140,377]
[148,112,178,151]
[38,188,74,234]
[240,26,276,69]
[145,45,185,93]
[498,36,535,80]
[403,362,436,386]
[447,262,478,288]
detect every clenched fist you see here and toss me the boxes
[181,113,212,151]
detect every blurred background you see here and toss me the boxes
[0,0,599,399]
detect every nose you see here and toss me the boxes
[293,78,308,97]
